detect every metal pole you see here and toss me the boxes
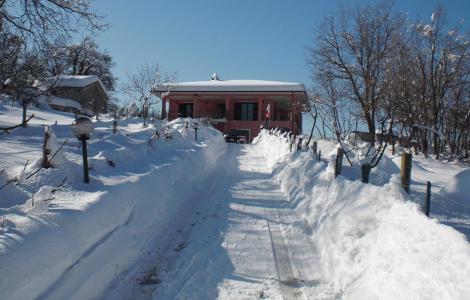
[297,137,303,151]
[113,120,118,134]
[22,98,27,127]
[425,181,431,217]
[81,136,89,183]
[361,164,370,183]
[195,128,198,141]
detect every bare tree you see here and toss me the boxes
[408,7,470,158]
[0,0,107,44]
[305,93,318,148]
[2,47,50,126]
[45,36,116,90]
[124,64,175,126]
[0,1,108,126]
[308,1,405,168]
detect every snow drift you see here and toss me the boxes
[253,130,470,300]
[439,169,470,205]
[0,113,226,300]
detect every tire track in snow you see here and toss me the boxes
[245,149,303,299]
[267,210,303,300]
[103,150,233,300]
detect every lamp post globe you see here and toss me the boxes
[72,117,94,183]
[72,117,95,140]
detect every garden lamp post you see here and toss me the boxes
[193,122,199,141]
[72,117,95,183]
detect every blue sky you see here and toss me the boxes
[90,0,470,133]
[92,0,470,91]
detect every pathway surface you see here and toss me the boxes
[105,144,332,299]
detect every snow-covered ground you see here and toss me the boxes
[0,102,226,299]
[109,131,470,299]
[1,103,470,299]
[254,131,470,299]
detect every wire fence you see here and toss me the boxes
[408,184,470,241]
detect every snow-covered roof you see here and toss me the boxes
[154,79,306,93]
[41,75,109,98]
[52,75,102,88]
[47,96,82,110]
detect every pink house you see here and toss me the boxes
[153,75,307,142]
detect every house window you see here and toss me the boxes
[234,102,258,121]
[216,103,226,118]
[178,103,193,118]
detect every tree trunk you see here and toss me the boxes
[22,99,27,128]
[433,132,440,159]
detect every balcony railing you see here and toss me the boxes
[168,110,292,122]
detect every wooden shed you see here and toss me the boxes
[47,75,109,115]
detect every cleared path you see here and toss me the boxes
[105,144,332,299]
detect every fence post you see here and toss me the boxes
[297,137,303,151]
[318,150,321,161]
[311,141,318,154]
[401,152,412,193]
[290,135,296,152]
[334,147,343,178]
[112,120,118,134]
[361,164,371,183]
[425,181,431,217]
[42,126,51,168]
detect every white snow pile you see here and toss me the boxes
[0,104,226,300]
[253,130,470,300]
[439,169,470,205]
[47,96,82,110]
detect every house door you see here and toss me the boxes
[178,103,193,118]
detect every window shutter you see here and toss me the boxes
[253,103,258,121]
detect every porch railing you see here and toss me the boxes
[168,111,232,120]
[168,110,292,122]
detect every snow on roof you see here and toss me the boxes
[47,96,82,110]
[42,75,109,98]
[51,75,101,88]
[154,79,306,93]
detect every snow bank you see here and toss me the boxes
[253,130,470,300]
[439,169,470,205]
[0,113,226,300]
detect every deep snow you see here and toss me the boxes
[0,102,226,300]
[107,131,470,299]
[1,102,470,300]
[254,130,470,299]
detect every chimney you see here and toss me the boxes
[211,73,220,81]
